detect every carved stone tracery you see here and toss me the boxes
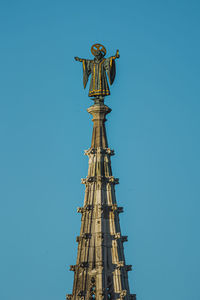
[120,290,127,299]
[81,176,119,185]
[67,99,135,299]
[89,277,96,299]
[84,147,115,156]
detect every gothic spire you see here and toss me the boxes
[67,44,136,300]
[66,101,136,300]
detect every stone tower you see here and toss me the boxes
[66,101,136,300]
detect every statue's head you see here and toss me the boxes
[91,43,106,58]
[94,50,103,59]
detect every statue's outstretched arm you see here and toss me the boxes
[74,57,84,62]
[111,50,120,60]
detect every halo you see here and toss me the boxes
[91,43,107,56]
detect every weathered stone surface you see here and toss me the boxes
[67,103,135,299]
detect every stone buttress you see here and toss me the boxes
[67,103,136,300]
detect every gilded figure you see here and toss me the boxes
[74,43,120,98]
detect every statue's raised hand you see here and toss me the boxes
[74,56,80,61]
[115,50,120,59]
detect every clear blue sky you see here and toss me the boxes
[0,1,200,299]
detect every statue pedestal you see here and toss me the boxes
[87,104,111,149]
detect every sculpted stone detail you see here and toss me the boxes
[125,265,132,272]
[117,207,124,213]
[121,236,128,243]
[70,265,76,272]
[114,232,121,239]
[76,233,91,242]
[84,147,115,156]
[111,204,124,213]
[68,51,136,300]
[82,233,91,239]
[85,205,93,211]
[116,261,125,269]
[81,177,95,184]
[84,148,96,155]
[76,236,80,243]
[108,176,119,184]
[115,262,132,272]
[120,290,127,299]
[77,205,93,214]
[77,207,84,213]
[89,276,96,299]
[97,232,104,240]
[81,176,119,185]
[79,262,89,269]
[120,290,127,298]
[130,294,137,300]
[66,294,72,300]
[106,148,115,156]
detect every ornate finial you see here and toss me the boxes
[74,44,120,102]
